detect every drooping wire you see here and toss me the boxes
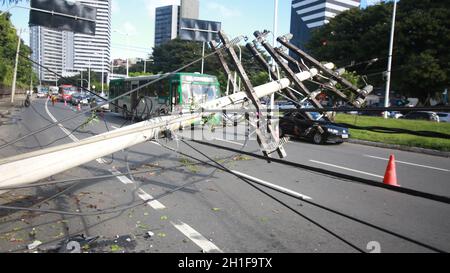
[0,39,242,151]
[176,139,365,253]
[191,139,450,205]
[176,139,446,253]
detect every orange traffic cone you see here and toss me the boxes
[384,155,400,187]
[77,103,81,111]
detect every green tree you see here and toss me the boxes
[0,12,37,90]
[306,0,449,104]
[151,39,273,90]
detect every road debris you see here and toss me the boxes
[40,234,99,253]
[144,231,155,239]
[27,240,42,250]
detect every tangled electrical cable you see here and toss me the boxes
[167,138,446,253]
[187,139,450,204]
[0,37,244,152]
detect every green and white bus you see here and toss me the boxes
[109,73,221,120]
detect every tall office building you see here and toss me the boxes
[30,0,112,83]
[154,0,200,47]
[30,26,74,82]
[154,5,180,48]
[73,0,112,75]
[180,0,199,19]
[290,0,360,50]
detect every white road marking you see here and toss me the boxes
[309,160,384,179]
[137,189,166,210]
[45,99,106,164]
[214,138,244,147]
[110,168,165,209]
[171,221,223,253]
[110,169,134,185]
[45,100,79,142]
[364,155,450,172]
[230,170,313,200]
[111,126,119,130]
[46,100,222,250]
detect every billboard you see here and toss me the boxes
[29,0,97,35]
[179,18,221,43]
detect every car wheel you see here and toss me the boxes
[312,132,324,145]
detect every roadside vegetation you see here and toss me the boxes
[335,114,450,152]
[0,13,37,92]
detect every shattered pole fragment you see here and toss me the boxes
[27,240,42,250]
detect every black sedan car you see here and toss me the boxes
[279,111,349,144]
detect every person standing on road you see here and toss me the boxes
[52,95,56,106]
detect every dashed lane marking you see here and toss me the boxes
[171,220,223,253]
[364,155,449,172]
[309,160,384,179]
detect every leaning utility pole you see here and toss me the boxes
[0,68,324,192]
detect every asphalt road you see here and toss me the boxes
[0,98,449,253]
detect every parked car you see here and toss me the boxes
[437,113,450,123]
[277,101,296,111]
[90,96,110,111]
[389,111,404,119]
[280,111,349,145]
[402,111,440,122]
[71,93,89,106]
[37,91,47,98]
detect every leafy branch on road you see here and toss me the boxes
[80,112,100,130]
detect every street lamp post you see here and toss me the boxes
[11,28,22,104]
[0,4,18,16]
[80,79,88,90]
[88,59,91,91]
[269,0,279,132]
[201,42,205,74]
[113,30,131,78]
[384,0,398,119]
[101,49,104,94]
[273,0,279,47]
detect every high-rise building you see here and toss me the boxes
[154,0,200,47]
[30,26,74,82]
[73,0,112,75]
[290,0,360,50]
[180,0,199,19]
[154,5,180,48]
[30,0,112,83]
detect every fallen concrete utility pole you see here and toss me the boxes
[0,67,325,192]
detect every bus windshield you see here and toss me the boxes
[182,83,219,105]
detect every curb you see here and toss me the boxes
[348,139,450,158]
